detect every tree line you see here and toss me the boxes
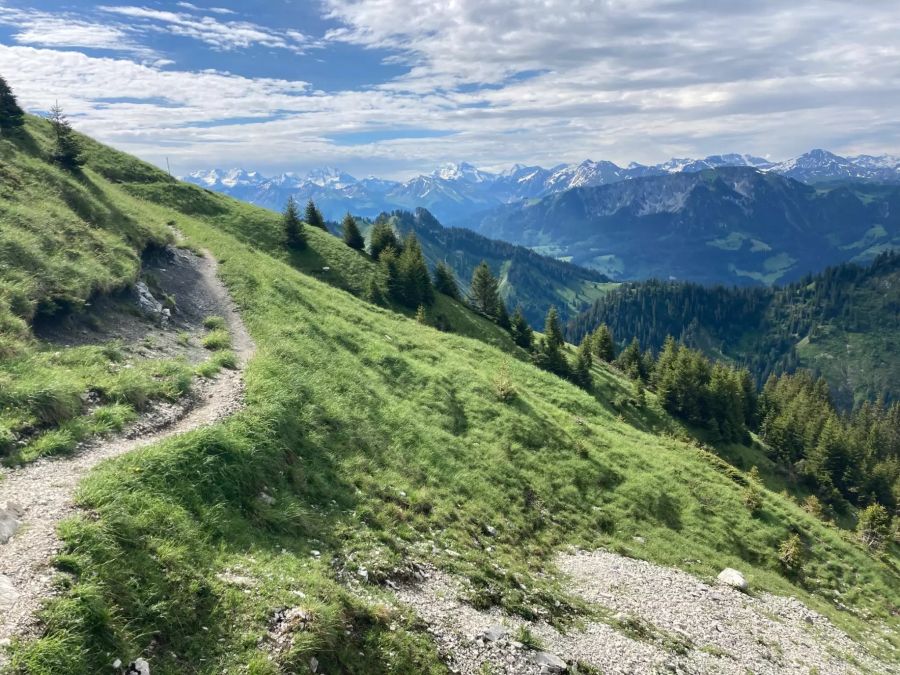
[587,321,899,518]
[568,251,900,405]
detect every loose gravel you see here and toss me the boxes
[397,550,899,675]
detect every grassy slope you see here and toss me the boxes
[2,120,898,673]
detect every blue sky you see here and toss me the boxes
[1,0,899,178]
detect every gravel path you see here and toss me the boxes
[397,551,898,675]
[0,251,254,664]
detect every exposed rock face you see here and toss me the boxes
[533,651,567,672]
[133,281,170,324]
[716,568,748,592]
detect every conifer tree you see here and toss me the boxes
[571,336,593,390]
[48,103,83,169]
[496,300,511,330]
[592,323,615,362]
[305,199,327,230]
[544,306,564,349]
[469,261,501,318]
[510,306,533,349]
[341,213,364,250]
[369,219,400,260]
[432,261,461,300]
[0,75,25,133]
[283,196,306,250]
[616,337,645,381]
[396,233,434,307]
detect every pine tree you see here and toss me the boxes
[592,324,615,362]
[396,233,434,307]
[305,199,326,230]
[282,196,306,250]
[616,337,644,380]
[415,304,428,324]
[432,261,461,300]
[368,219,400,260]
[470,261,501,318]
[0,75,25,133]
[510,306,533,349]
[544,306,564,349]
[496,301,511,330]
[48,103,83,169]
[571,336,593,390]
[341,213,364,250]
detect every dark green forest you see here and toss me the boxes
[568,251,900,408]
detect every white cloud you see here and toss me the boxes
[0,4,154,56]
[99,5,319,53]
[1,1,900,177]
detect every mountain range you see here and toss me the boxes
[184,149,900,223]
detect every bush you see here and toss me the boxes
[802,494,825,520]
[778,533,804,573]
[857,503,891,550]
[492,362,516,402]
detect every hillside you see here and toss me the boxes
[568,253,900,408]
[1,116,898,674]
[463,168,900,285]
[375,208,614,326]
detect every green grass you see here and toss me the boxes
[1,116,898,673]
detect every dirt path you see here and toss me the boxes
[0,251,254,663]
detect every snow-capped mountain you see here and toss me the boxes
[183,150,900,223]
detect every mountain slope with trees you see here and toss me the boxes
[464,168,900,284]
[372,208,614,326]
[0,91,897,673]
[568,252,900,408]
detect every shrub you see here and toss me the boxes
[492,362,516,402]
[778,533,804,573]
[802,494,824,520]
[857,503,891,550]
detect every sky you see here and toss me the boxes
[1,0,899,179]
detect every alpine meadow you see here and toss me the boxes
[1,3,899,674]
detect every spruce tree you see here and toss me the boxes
[544,306,564,349]
[433,261,461,300]
[571,336,593,390]
[496,301,511,330]
[283,196,306,250]
[341,213,364,250]
[0,75,25,133]
[510,306,533,349]
[305,199,326,230]
[469,261,501,318]
[369,219,400,260]
[48,103,83,169]
[396,233,434,307]
[592,323,615,362]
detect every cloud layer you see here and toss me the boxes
[1,0,899,177]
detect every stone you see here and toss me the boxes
[533,651,567,673]
[483,524,498,537]
[309,656,319,672]
[125,658,150,675]
[481,625,508,642]
[716,568,748,592]
[0,506,21,545]
[632,536,646,544]
[258,491,276,506]
[0,574,18,611]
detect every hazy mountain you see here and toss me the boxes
[184,149,900,223]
